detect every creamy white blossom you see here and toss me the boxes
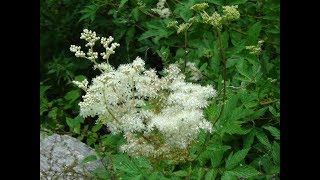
[152,0,171,18]
[222,5,240,21]
[71,29,217,161]
[246,40,264,55]
[186,62,203,81]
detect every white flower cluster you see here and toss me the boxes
[222,5,240,21]
[246,40,264,55]
[71,29,217,161]
[80,29,100,47]
[100,36,120,61]
[191,3,209,12]
[151,0,171,18]
[191,4,241,30]
[186,62,203,81]
[70,29,120,63]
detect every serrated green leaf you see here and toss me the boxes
[250,107,268,119]
[64,90,81,102]
[40,84,50,97]
[221,172,237,180]
[149,171,170,180]
[268,106,278,116]
[210,150,226,168]
[207,0,224,6]
[263,126,280,140]
[236,59,253,81]
[256,130,271,148]
[74,75,87,82]
[133,157,151,170]
[272,141,280,165]
[227,0,248,5]
[243,129,256,148]
[79,4,98,22]
[66,117,75,128]
[114,154,141,175]
[81,154,97,164]
[221,95,239,120]
[139,20,171,41]
[92,167,110,179]
[227,165,260,178]
[48,107,58,120]
[92,124,103,132]
[226,148,250,170]
[222,121,251,135]
[205,169,218,180]
[173,170,188,177]
[118,0,128,9]
[173,0,196,21]
[246,22,262,45]
[131,7,141,21]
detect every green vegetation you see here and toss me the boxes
[40,0,279,179]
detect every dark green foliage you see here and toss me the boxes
[41,0,279,179]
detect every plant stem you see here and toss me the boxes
[194,30,229,162]
[260,99,278,105]
[183,31,188,73]
[102,84,121,124]
[213,30,227,125]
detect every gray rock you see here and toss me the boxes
[40,132,104,179]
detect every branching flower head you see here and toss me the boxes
[192,4,241,31]
[71,29,217,162]
[222,5,240,21]
[151,0,171,18]
[191,3,209,12]
[246,40,264,55]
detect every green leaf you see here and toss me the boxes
[221,172,237,180]
[119,0,128,9]
[236,59,253,82]
[243,129,256,148]
[256,130,271,148]
[268,106,278,117]
[222,31,229,49]
[139,20,172,42]
[173,170,188,177]
[173,0,196,21]
[205,169,218,180]
[272,141,280,165]
[64,90,81,102]
[246,22,262,45]
[40,84,50,97]
[114,154,140,175]
[225,148,250,170]
[131,7,141,21]
[207,0,224,6]
[48,107,58,120]
[227,0,248,5]
[80,154,97,164]
[263,126,280,140]
[227,165,260,178]
[250,107,268,119]
[92,124,103,133]
[74,75,87,82]
[79,4,98,22]
[66,117,75,128]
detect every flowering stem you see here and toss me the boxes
[102,84,121,124]
[131,77,136,105]
[213,30,227,125]
[183,31,188,73]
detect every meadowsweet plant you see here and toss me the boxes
[70,29,217,162]
[191,3,240,30]
[151,0,171,18]
[246,40,264,55]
